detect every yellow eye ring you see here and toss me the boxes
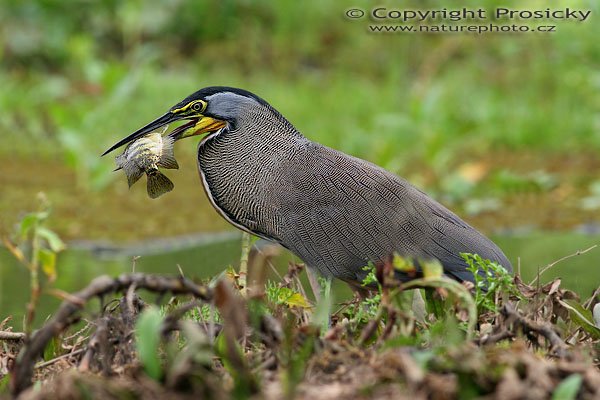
[192,102,204,112]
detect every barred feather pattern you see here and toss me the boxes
[197,99,512,284]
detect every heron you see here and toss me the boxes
[103,86,512,290]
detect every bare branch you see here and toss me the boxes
[501,303,568,358]
[529,244,598,286]
[0,331,26,341]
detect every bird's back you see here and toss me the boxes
[274,142,512,283]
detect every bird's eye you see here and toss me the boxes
[191,102,203,112]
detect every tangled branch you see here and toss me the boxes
[11,273,212,396]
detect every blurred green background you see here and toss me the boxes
[1,0,599,326]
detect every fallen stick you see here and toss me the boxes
[501,303,568,358]
[35,348,86,370]
[0,331,26,341]
[529,244,597,286]
[478,329,514,346]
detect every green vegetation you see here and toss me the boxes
[1,0,599,243]
[463,252,520,313]
[2,194,66,333]
[2,1,599,179]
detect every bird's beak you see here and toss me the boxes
[102,112,181,156]
[172,116,227,140]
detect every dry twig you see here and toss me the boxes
[529,245,597,286]
[0,331,26,341]
[501,303,568,358]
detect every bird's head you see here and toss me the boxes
[102,86,270,156]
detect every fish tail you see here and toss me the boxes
[146,170,174,199]
[158,136,179,169]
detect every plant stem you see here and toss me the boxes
[402,277,477,339]
[239,232,251,297]
[25,228,41,334]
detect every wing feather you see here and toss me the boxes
[276,143,511,283]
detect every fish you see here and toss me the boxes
[115,127,179,199]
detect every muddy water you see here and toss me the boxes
[1,231,599,329]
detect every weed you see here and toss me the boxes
[265,281,311,309]
[463,252,520,313]
[3,193,65,333]
[135,305,164,381]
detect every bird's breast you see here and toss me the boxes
[196,129,298,241]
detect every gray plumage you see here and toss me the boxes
[194,89,512,285]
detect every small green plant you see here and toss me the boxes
[462,253,520,313]
[361,263,379,287]
[194,303,223,324]
[354,293,382,325]
[265,281,311,309]
[3,193,65,333]
[341,265,382,331]
[552,374,583,400]
[135,305,165,381]
[280,314,318,400]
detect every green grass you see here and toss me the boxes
[1,0,599,191]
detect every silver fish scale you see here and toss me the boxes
[115,131,177,198]
[124,136,162,170]
[198,102,512,283]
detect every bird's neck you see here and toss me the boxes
[231,105,304,140]
[196,109,309,240]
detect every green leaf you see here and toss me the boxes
[135,305,163,381]
[38,248,57,282]
[275,287,311,308]
[19,213,39,239]
[558,299,600,339]
[392,253,416,273]
[422,259,444,279]
[552,374,582,400]
[361,264,379,286]
[0,370,10,394]
[43,337,60,361]
[36,227,66,253]
[284,292,311,309]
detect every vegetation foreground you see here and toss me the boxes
[1,248,599,400]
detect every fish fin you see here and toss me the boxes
[123,162,143,187]
[146,170,174,199]
[115,153,126,170]
[159,137,179,169]
[116,153,142,186]
[159,153,179,169]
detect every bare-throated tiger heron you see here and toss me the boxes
[104,87,512,287]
